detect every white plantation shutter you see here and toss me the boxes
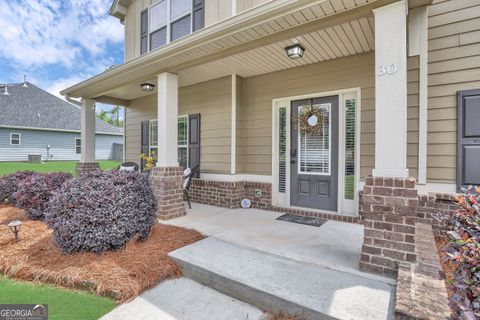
[298,104,331,175]
[150,0,167,31]
[171,0,190,20]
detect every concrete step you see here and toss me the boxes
[169,237,394,320]
[100,277,264,320]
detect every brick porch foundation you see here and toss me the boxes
[359,176,418,278]
[149,166,186,220]
[75,162,100,176]
[188,179,362,224]
[188,179,272,209]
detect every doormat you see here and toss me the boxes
[276,214,327,227]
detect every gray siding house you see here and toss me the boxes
[0,82,123,162]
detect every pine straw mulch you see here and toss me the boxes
[0,205,203,303]
[435,236,456,302]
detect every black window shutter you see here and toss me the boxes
[140,120,150,171]
[457,89,480,190]
[192,0,204,32]
[188,114,201,177]
[140,9,148,55]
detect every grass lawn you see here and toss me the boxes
[0,161,120,176]
[0,276,115,320]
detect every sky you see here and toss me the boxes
[0,0,125,116]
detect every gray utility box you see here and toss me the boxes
[28,154,42,163]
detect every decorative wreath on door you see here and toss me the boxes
[295,105,325,135]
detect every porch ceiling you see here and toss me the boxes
[61,0,425,104]
[104,15,374,100]
[178,16,374,87]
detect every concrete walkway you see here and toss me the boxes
[101,203,395,320]
[100,278,264,320]
[165,203,388,282]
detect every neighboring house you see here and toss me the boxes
[0,82,123,162]
[61,0,480,276]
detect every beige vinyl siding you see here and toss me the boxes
[179,77,232,174]
[124,0,237,61]
[205,0,232,27]
[236,0,270,13]
[238,52,375,177]
[237,52,420,178]
[125,94,155,162]
[426,0,480,184]
[124,0,152,62]
[125,77,232,173]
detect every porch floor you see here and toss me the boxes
[164,203,391,283]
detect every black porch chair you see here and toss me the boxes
[183,165,200,209]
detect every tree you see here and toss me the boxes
[96,107,124,127]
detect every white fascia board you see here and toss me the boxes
[60,0,337,98]
[0,125,123,136]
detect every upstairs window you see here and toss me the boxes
[141,0,204,54]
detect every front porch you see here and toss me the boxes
[63,0,435,279]
[102,203,395,320]
[165,203,370,278]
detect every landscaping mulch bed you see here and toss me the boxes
[0,205,203,303]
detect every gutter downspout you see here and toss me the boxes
[65,94,82,106]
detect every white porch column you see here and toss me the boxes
[156,72,179,167]
[80,98,96,163]
[372,0,409,178]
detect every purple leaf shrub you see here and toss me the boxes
[13,172,72,220]
[45,170,156,254]
[0,171,35,204]
[439,185,480,319]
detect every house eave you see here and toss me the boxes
[62,0,424,101]
[109,0,128,23]
[62,0,318,98]
[0,125,123,136]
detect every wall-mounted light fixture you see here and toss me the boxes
[140,83,155,92]
[285,44,305,59]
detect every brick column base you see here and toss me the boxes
[75,162,100,176]
[359,176,418,278]
[149,166,186,220]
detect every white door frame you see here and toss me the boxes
[271,87,361,215]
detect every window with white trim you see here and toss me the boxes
[144,0,202,53]
[149,116,189,169]
[10,133,21,145]
[177,116,188,169]
[298,103,331,175]
[75,138,81,154]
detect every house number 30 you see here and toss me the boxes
[378,64,398,76]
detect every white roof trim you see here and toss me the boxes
[0,125,123,136]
